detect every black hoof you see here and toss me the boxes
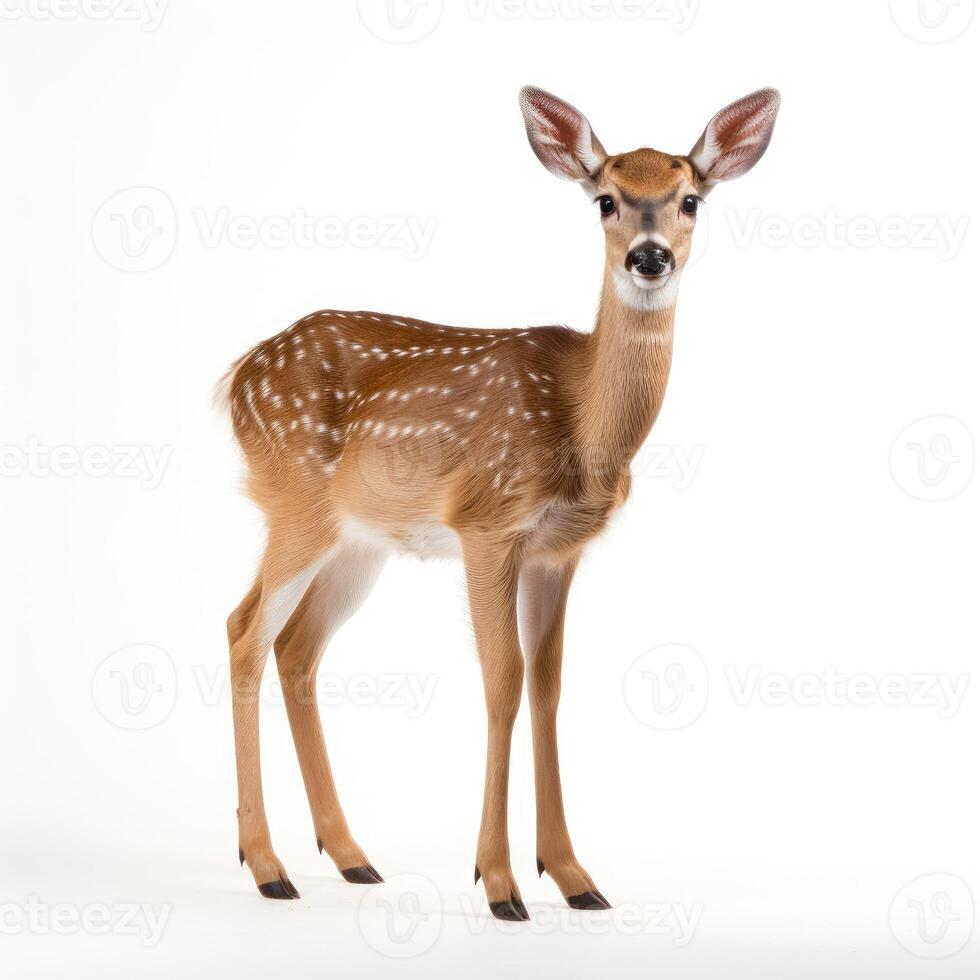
[341,865,384,884]
[567,890,611,911]
[489,898,530,922]
[259,879,299,900]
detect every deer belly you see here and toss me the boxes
[342,516,462,560]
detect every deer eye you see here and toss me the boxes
[597,195,616,216]
[681,195,699,215]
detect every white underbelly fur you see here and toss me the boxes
[341,499,562,562]
[342,516,463,560]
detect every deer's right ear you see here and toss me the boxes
[519,86,607,183]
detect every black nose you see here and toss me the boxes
[627,244,674,277]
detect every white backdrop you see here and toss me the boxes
[2,1,978,977]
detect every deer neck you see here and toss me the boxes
[574,267,678,489]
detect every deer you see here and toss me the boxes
[219,85,781,920]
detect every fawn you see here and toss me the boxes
[220,85,780,919]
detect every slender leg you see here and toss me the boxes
[274,540,387,883]
[519,559,610,911]
[463,537,530,922]
[229,533,328,899]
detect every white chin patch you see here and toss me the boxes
[630,273,671,291]
[614,267,680,311]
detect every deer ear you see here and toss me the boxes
[689,88,781,190]
[519,86,607,183]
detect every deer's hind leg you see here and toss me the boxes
[229,529,333,900]
[274,539,387,884]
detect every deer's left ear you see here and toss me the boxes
[689,88,781,190]
[519,86,607,183]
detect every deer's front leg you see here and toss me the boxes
[519,560,611,911]
[463,539,530,922]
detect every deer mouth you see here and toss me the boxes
[629,269,673,290]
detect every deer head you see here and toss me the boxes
[519,85,781,310]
